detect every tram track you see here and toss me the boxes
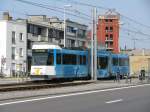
[0,81,94,92]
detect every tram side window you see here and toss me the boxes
[79,55,86,65]
[97,57,101,69]
[57,54,61,64]
[79,55,83,65]
[113,58,118,66]
[47,53,54,65]
[119,58,122,66]
[98,57,108,69]
[63,54,77,65]
[83,56,86,65]
[119,58,129,66]
[119,58,125,66]
[125,58,129,66]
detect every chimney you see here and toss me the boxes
[3,12,12,20]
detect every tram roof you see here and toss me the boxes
[112,54,129,58]
[32,44,62,50]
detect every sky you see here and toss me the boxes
[0,0,150,49]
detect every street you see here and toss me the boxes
[0,84,150,112]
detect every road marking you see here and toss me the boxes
[106,99,123,104]
[0,83,150,106]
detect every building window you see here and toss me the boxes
[19,33,23,41]
[78,41,83,47]
[67,26,76,33]
[105,27,109,32]
[110,19,113,22]
[105,19,108,22]
[27,39,32,49]
[110,34,113,40]
[11,63,16,70]
[19,48,23,57]
[106,34,108,40]
[78,29,86,38]
[71,40,75,47]
[12,47,16,60]
[11,63,16,75]
[110,27,113,32]
[27,24,42,35]
[19,64,23,71]
[12,31,16,44]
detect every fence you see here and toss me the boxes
[0,68,29,78]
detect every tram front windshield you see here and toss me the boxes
[32,49,53,66]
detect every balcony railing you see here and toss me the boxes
[105,30,113,33]
[105,38,113,42]
[106,46,114,50]
[28,33,48,42]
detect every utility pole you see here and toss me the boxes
[91,7,97,81]
[132,38,138,50]
[91,9,94,80]
[63,7,66,47]
[93,7,97,81]
[64,5,72,48]
[148,58,150,81]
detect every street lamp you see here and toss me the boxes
[64,5,72,47]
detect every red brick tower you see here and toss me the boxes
[97,10,120,53]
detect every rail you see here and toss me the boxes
[0,81,94,92]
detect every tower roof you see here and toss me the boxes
[99,9,120,19]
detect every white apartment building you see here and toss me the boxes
[0,13,27,77]
[49,17,88,48]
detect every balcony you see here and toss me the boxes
[106,44,113,50]
[37,35,48,42]
[106,46,114,50]
[105,38,113,42]
[105,30,113,33]
[28,33,48,42]
[27,49,32,56]
[67,32,76,37]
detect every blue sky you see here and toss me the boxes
[0,0,150,49]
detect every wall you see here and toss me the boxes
[0,20,27,77]
[130,56,150,77]
[97,16,119,53]
[0,21,7,73]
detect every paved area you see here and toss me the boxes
[0,83,150,112]
[0,78,148,101]
[0,78,30,84]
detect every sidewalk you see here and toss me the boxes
[0,77,30,84]
[0,78,149,101]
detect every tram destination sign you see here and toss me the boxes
[33,49,47,53]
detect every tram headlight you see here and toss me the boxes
[32,72,35,75]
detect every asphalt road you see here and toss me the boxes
[0,84,150,112]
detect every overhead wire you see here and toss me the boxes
[15,0,92,22]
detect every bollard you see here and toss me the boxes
[125,75,128,83]
[147,75,150,83]
[129,76,132,83]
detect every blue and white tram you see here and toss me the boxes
[31,44,130,80]
[111,54,129,78]
[31,44,89,80]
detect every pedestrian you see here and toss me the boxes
[140,68,145,81]
[117,68,120,83]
